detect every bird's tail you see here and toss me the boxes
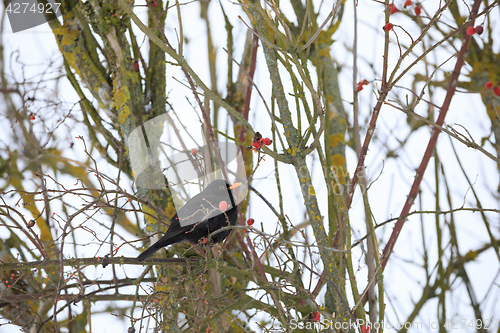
[136,237,174,261]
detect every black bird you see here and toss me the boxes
[137,179,241,261]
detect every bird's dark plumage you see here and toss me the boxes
[137,179,240,261]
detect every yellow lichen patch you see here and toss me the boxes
[156,285,168,291]
[286,147,298,156]
[123,145,129,157]
[56,24,78,48]
[142,205,160,230]
[165,203,176,218]
[130,71,141,84]
[145,224,156,233]
[329,133,344,148]
[118,105,131,125]
[52,25,82,77]
[308,185,316,196]
[62,50,76,68]
[330,114,346,125]
[486,104,500,120]
[317,47,330,58]
[155,285,171,306]
[328,103,340,119]
[113,85,131,110]
[331,154,346,167]
[464,250,478,261]
[331,155,347,184]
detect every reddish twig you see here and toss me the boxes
[239,32,259,146]
[346,0,394,209]
[380,0,483,271]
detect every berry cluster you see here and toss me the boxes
[466,25,484,36]
[357,79,370,92]
[403,1,422,16]
[485,81,500,96]
[309,311,320,322]
[247,132,272,151]
[383,2,424,32]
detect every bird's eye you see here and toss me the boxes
[219,186,225,190]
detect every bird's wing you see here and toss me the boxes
[174,192,232,228]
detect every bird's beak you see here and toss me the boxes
[229,182,242,189]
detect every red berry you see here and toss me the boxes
[219,201,228,211]
[30,115,35,120]
[150,0,157,7]
[357,80,367,92]
[485,81,493,89]
[466,26,476,36]
[475,25,484,35]
[133,61,139,71]
[362,325,370,333]
[388,4,398,14]
[247,218,254,226]
[191,148,198,156]
[262,137,272,146]
[383,23,393,32]
[494,86,500,96]
[414,6,421,16]
[310,311,320,322]
[404,0,412,7]
[252,140,261,150]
